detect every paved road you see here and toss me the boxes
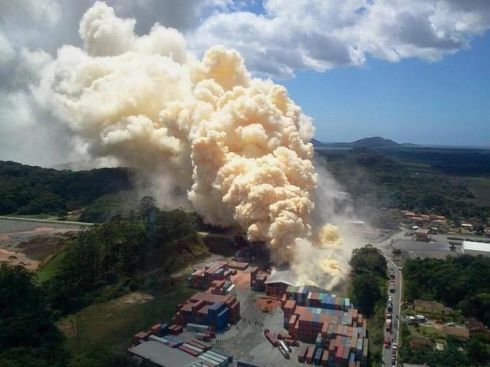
[383,260,402,367]
[0,215,94,226]
[371,231,403,367]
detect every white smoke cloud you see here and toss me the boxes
[33,2,322,274]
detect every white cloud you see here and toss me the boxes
[190,0,490,77]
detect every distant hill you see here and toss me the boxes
[351,137,400,149]
[313,136,411,150]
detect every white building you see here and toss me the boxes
[462,240,490,256]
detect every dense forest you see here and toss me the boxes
[318,148,490,222]
[0,199,208,366]
[349,245,387,366]
[381,148,490,176]
[349,245,387,317]
[0,161,133,216]
[403,256,490,327]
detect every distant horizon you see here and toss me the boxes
[2,135,490,170]
[313,136,490,149]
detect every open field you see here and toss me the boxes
[60,283,195,355]
[36,248,67,282]
[0,217,89,247]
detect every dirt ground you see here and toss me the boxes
[0,248,39,270]
[0,218,84,270]
[256,296,282,312]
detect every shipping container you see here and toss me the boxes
[200,352,224,365]
[205,350,227,363]
[198,355,220,367]
[298,346,308,363]
[211,349,233,363]
[187,323,210,333]
[306,345,315,363]
[148,334,169,345]
[313,347,323,365]
[188,339,210,350]
[183,343,203,354]
[237,361,259,367]
[179,345,201,357]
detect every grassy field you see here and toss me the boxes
[407,324,446,340]
[59,282,195,356]
[36,248,67,282]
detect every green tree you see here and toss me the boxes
[351,273,383,317]
[0,265,67,367]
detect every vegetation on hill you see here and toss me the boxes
[383,148,490,176]
[0,197,209,366]
[43,198,208,314]
[403,255,490,327]
[317,148,490,222]
[0,161,133,216]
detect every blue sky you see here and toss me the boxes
[282,34,490,146]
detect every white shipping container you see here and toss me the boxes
[187,323,210,333]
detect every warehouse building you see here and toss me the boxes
[128,339,232,367]
[264,270,296,297]
[128,341,200,367]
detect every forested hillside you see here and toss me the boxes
[317,148,490,222]
[0,161,133,215]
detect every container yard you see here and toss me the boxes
[128,258,368,367]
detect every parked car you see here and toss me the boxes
[415,315,426,322]
[386,319,392,332]
[384,336,391,348]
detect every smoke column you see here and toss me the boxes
[35,2,351,288]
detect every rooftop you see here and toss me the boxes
[462,240,490,253]
[264,269,296,285]
[127,341,199,367]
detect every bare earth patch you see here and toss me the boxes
[0,248,39,270]
[118,292,154,305]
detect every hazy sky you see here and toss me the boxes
[1,0,490,166]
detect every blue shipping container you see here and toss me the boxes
[313,347,323,364]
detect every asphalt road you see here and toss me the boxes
[383,260,402,367]
[371,231,403,367]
